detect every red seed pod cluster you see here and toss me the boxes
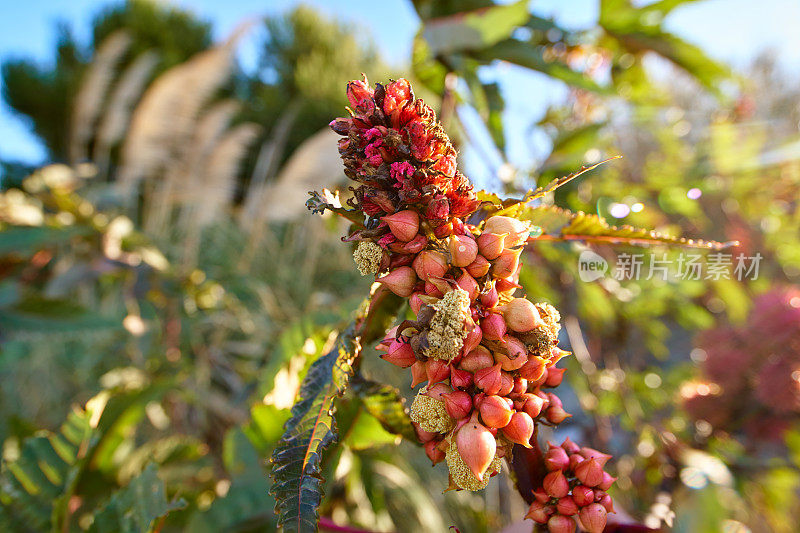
[330,76,616,528]
[526,439,617,533]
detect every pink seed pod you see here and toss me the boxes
[456,270,479,300]
[572,484,595,507]
[474,363,503,395]
[545,404,572,424]
[523,393,546,418]
[549,346,571,364]
[466,255,491,278]
[413,250,448,281]
[495,277,521,293]
[443,390,473,420]
[494,335,527,371]
[598,472,617,491]
[512,376,528,395]
[575,458,604,487]
[448,234,479,267]
[597,492,615,513]
[481,313,507,341]
[501,411,534,447]
[525,501,553,524]
[579,447,613,467]
[545,366,566,387]
[501,298,544,333]
[410,361,427,388]
[543,470,570,498]
[424,280,444,298]
[497,371,514,396]
[483,216,531,247]
[578,503,608,533]
[569,454,585,471]
[426,359,451,384]
[547,514,576,533]
[462,325,483,356]
[413,422,438,443]
[381,339,416,368]
[519,356,547,381]
[424,382,452,400]
[460,346,494,372]
[377,266,417,297]
[450,366,474,389]
[544,444,570,472]
[477,232,507,260]
[455,412,497,481]
[389,233,427,254]
[478,395,514,429]
[492,247,522,279]
[480,283,499,308]
[561,436,581,454]
[424,440,446,465]
[409,292,426,315]
[556,496,579,516]
[532,488,550,504]
[381,209,419,242]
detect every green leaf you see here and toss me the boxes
[420,0,529,56]
[340,403,399,451]
[306,189,365,228]
[0,225,90,256]
[471,39,609,94]
[269,320,361,533]
[523,205,737,249]
[0,295,124,334]
[352,378,416,443]
[88,464,185,533]
[411,0,494,21]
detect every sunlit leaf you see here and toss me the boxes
[352,377,416,442]
[306,188,364,228]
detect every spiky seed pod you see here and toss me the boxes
[425,288,471,361]
[446,441,502,491]
[409,389,454,433]
[353,241,384,275]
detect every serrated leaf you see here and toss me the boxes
[269,320,361,533]
[88,463,185,533]
[352,378,417,443]
[306,189,364,228]
[523,205,737,249]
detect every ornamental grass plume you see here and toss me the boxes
[326,75,616,530]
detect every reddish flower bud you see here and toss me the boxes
[545,366,566,387]
[557,496,579,516]
[381,210,419,242]
[466,255,491,278]
[460,346,493,372]
[411,361,427,388]
[478,395,514,429]
[501,298,544,333]
[443,390,473,420]
[483,216,531,248]
[543,470,570,498]
[481,313,507,341]
[450,365,474,389]
[424,439,446,465]
[572,485,595,507]
[575,458,604,487]
[523,393,546,418]
[448,234,478,267]
[492,247,522,279]
[455,412,497,481]
[502,411,534,447]
[413,250,448,281]
[561,436,581,454]
[598,472,617,491]
[383,78,412,118]
[474,363,503,395]
[545,404,572,424]
[495,335,527,371]
[377,266,417,297]
[579,447,612,468]
[456,270,479,301]
[578,503,608,533]
[597,492,615,513]
[497,371,514,396]
[519,356,547,381]
[346,78,373,108]
[525,501,553,524]
[547,514,576,533]
[477,232,507,260]
[544,445,570,472]
[381,339,416,368]
[480,283,499,308]
[426,358,450,384]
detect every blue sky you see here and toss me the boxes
[1,0,799,169]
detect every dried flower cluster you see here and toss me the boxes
[329,76,616,531]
